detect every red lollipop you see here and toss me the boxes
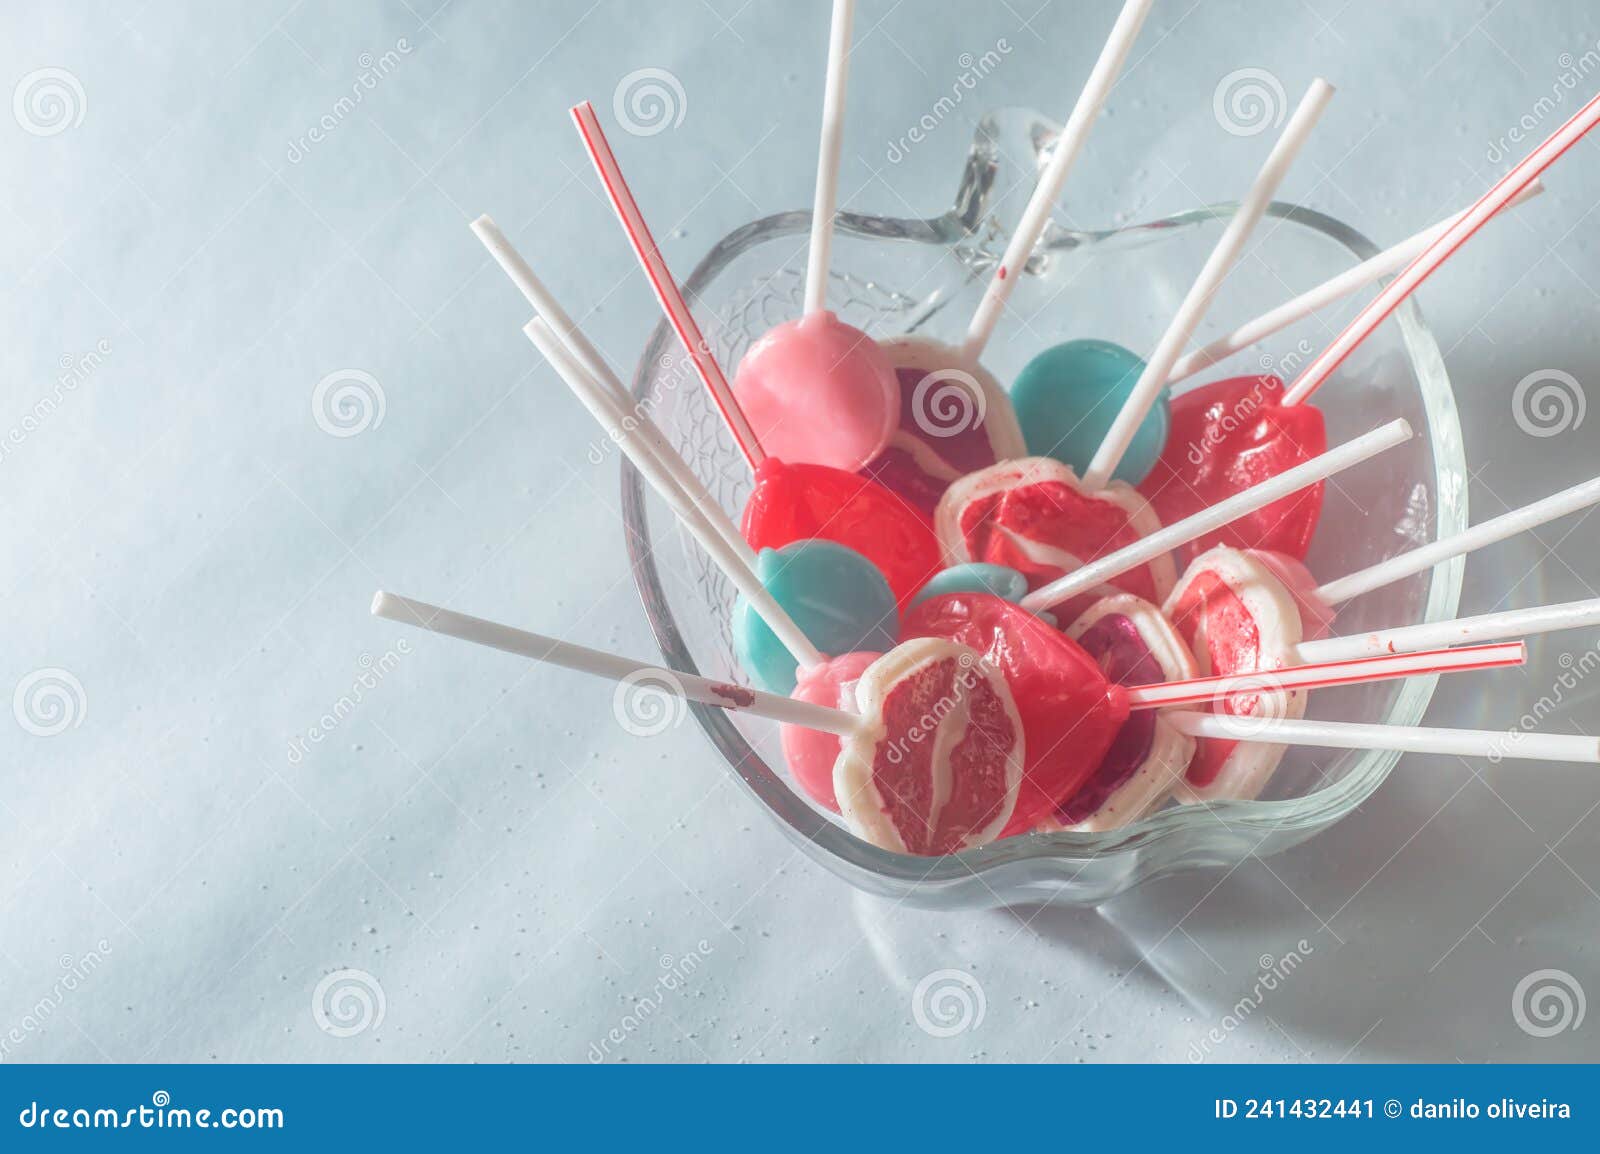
[1138,375,1327,566]
[901,592,1130,836]
[742,458,943,608]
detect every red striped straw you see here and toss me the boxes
[1125,640,1525,710]
[570,100,766,468]
[1281,89,1600,407]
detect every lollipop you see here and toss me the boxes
[1166,470,1600,801]
[833,638,1027,855]
[900,592,1129,836]
[730,0,899,473]
[1050,593,1200,832]
[732,540,896,694]
[1140,93,1600,561]
[570,99,941,608]
[861,0,1153,510]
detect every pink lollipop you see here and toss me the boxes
[729,0,899,472]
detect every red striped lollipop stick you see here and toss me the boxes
[1124,640,1525,710]
[1282,89,1600,406]
[570,100,767,469]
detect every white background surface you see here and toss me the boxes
[4,0,1600,1063]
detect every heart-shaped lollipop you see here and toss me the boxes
[1138,374,1328,566]
[743,458,943,607]
[1162,546,1328,800]
[1049,593,1199,831]
[934,456,1174,620]
[833,637,1026,855]
[900,592,1129,835]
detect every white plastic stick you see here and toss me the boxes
[1282,90,1600,406]
[470,214,754,566]
[1082,79,1334,490]
[1020,416,1410,612]
[960,0,1153,360]
[571,100,767,468]
[804,0,855,316]
[525,318,826,670]
[1316,474,1600,605]
[1167,180,1544,388]
[1299,596,1600,663]
[372,592,857,735]
[1165,710,1600,763]
[1125,640,1524,709]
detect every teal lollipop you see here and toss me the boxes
[1011,339,1168,487]
[910,563,1056,627]
[733,541,898,694]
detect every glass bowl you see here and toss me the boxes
[621,109,1466,908]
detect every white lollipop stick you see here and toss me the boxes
[960,0,1154,360]
[1167,180,1544,388]
[372,592,857,735]
[470,214,754,566]
[1082,78,1335,490]
[1316,474,1600,605]
[525,318,826,671]
[1019,416,1410,612]
[571,100,767,468]
[1300,597,1600,663]
[1125,640,1524,709]
[803,0,855,316]
[1282,90,1600,406]
[1166,711,1600,763]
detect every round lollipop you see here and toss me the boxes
[861,0,1153,510]
[730,0,899,473]
[733,540,897,694]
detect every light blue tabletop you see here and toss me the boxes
[3,0,1600,1062]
